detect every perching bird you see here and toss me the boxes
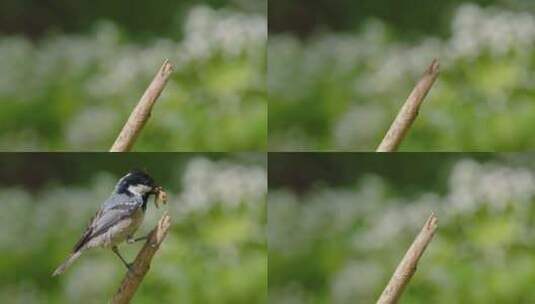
[52,170,161,276]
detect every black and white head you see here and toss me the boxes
[116,169,158,197]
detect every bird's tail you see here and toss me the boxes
[52,251,82,277]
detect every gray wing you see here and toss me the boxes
[72,195,142,252]
[101,192,139,210]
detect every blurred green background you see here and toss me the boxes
[268,0,535,151]
[0,0,266,151]
[0,153,266,303]
[269,153,535,303]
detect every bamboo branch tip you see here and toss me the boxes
[155,213,171,243]
[160,59,174,76]
[159,213,171,229]
[426,59,440,75]
[425,212,438,231]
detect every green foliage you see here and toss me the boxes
[0,5,266,151]
[269,3,535,151]
[269,0,535,39]
[269,157,535,303]
[0,154,266,303]
[1,0,264,41]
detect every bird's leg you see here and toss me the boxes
[126,234,149,244]
[134,235,148,242]
[112,246,133,270]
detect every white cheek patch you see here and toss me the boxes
[128,184,152,196]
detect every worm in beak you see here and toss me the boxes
[153,186,168,208]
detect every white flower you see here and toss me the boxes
[177,157,266,215]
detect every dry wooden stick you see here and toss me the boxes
[107,63,171,303]
[376,213,438,304]
[111,213,172,304]
[376,59,440,152]
[110,59,174,152]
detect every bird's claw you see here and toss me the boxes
[127,235,148,244]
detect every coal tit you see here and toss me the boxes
[52,170,161,276]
